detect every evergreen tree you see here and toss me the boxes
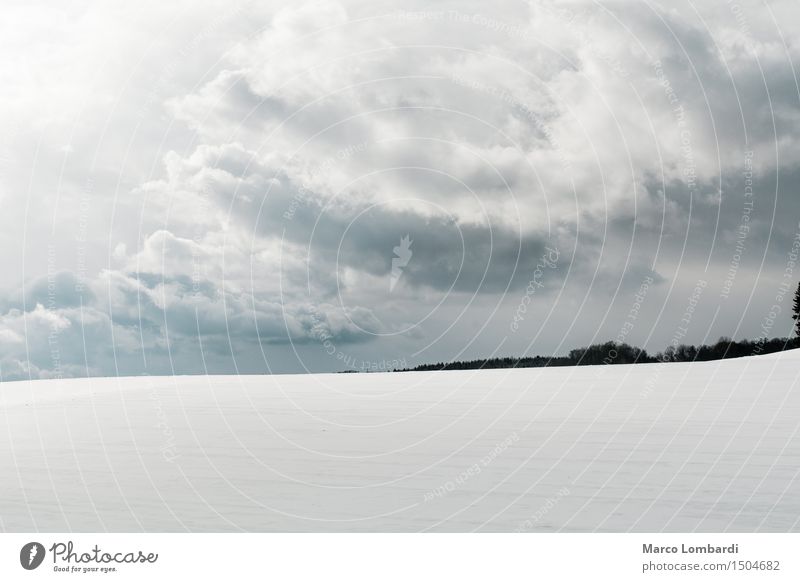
[793,281,800,337]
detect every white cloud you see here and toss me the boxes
[1,0,798,377]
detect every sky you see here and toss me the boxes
[1,0,799,379]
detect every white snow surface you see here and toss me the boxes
[2,350,800,532]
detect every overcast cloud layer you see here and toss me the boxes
[1,0,799,379]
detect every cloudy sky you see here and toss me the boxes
[1,0,799,379]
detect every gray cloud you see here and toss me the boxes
[0,0,798,378]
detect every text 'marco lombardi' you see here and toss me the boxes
[643,543,740,554]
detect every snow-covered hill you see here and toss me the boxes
[1,351,799,532]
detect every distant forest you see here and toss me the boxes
[395,336,800,372]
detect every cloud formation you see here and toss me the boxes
[1,0,799,378]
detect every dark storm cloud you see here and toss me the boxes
[206,155,556,295]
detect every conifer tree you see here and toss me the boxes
[793,281,800,337]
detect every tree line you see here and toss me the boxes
[391,282,800,372]
[396,336,800,372]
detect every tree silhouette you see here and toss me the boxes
[793,281,800,337]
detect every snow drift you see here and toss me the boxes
[1,350,799,532]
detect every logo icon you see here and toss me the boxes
[390,235,413,292]
[20,542,45,570]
